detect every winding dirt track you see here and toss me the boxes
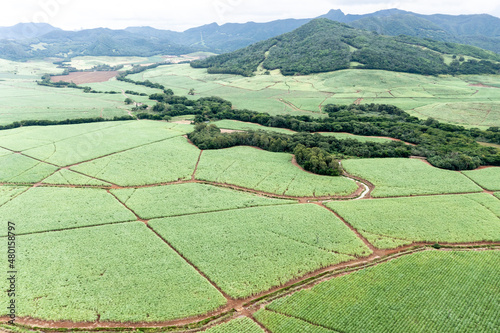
[1,141,499,332]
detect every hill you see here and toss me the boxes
[0,27,195,60]
[191,19,500,76]
[346,10,500,53]
[0,22,60,39]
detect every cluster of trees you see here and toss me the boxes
[125,90,148,96]
[143,91,498,170]
[188,123,350,175]
[191,19,500,76]
[117,76,165,90]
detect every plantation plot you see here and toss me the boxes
[196,146,357,197]
[318,132,395,143]
[463,167,500,191]
[0,186,136,235]
[327,194,500,249]
[0,185,27,207]
[342,158,481,197]
[0,121,125,152]
[20,121,191,166]
[111,183,294,220]
[263,250,500,333]
[0,222,227,322]
[150,204,371,298]
[132,64,500,125]
[0,152,58,183]
[202,317,264,333]
[254,309,336,333]
[72,135,200,186]
[212,120,296,134]
[42,168,112,186]
[0,78,129,125]
[413,101,500,128]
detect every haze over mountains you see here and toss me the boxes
[0,9,499,60]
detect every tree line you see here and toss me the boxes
[144,91,499,170]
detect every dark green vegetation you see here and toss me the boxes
[143,90,500,170]
[345,9,500,54]
[255,250,500,332]
[192,19,500,76]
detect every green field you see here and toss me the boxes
[212,120,296,134]
[2,59,500,128]
[318,132,396,143]
[129,64,500,127]
[203,317,264,333]
[0,186,136,235]
[342,158,482,197]
[150,204,371,298]
[67,56,159,70]
[196,146,357,197]
[259,250,500,333]
[327,194,500,248]
[71,135,199,186]
[0,152,58,183]
[0,222,226,322]
[254,309,336,332]
[1,57,499,330]
[462,167,500,191]
[0,78,131,125]
[111,183,294,220]
[0,121,192,175]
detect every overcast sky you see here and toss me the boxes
[2,0,500,31]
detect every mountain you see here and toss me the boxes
[191,19,500,77]
[0,27,195,60]
[126,19,309,54]
[0,23,60,40]
[0,9,500,61]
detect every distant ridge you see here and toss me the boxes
[0,23,60,40]
[191,19,500,76]
[0,9,499,60]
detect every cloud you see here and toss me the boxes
[0,0,498,31]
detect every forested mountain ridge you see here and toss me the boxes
[191,19,500,76]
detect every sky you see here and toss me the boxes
[2,0,500,31]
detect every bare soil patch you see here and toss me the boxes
[51,71,119,84]
[220,129,245,133]
[171,120,193,125]
[469,83,499,88]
